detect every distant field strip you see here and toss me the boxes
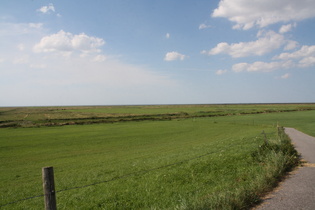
[1,103,315,128]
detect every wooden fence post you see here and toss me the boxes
[42,167,57,210]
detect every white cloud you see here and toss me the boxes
[284,40,298,51]
[0,22,44,35]
[164,51,188,61]
[37,3,55,14]
[273,45,315,68]
[13,55,29,64]
[281,73,291,79]
[33,30,105,55]
[165,33,170,39]
[212,0,315,30]
[29,23,43,29]
[216,69,227,75]
[199,23,211,30]
[205,30,288,58]
[71,33,104,52]
[91,54,107,62]
[299,56,315,68]
[17,44,25,51]
[33,30,72,53]
[231,63,248,73]
[232,45,315,73]
[232,60,294,72]
[279,23,296,34]
[274,45,315,60]
[29,64,46,69]
[0,21,179,106]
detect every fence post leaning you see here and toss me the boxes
[42,167,57,210]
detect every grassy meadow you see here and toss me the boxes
[1,103,315,128]
[1,104,314,209]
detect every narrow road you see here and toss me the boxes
[256,127,315,210]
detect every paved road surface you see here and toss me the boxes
[256,127,315,210]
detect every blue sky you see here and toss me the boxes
[1,0,315,106]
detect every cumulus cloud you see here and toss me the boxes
[165,33,170,39]
[29,63,46,69]
[0,22,44,36]
[298,56,315,67]
[279,23,296,34]
[212,0,315,30]
[37,3,55,14]
[13,55,29,64]
[91,54,107,62]
[33,30,105,55]
[164,51,188,61]
[273,45,315,68]
[216,69,227,75]
[199,23,211,30]
[284,40,298,51]
[29,23,43,29]
[281,73,291,79]
[232,60,294,73]
[17,44,25,51]
[232,44,315,73]
[274,45,315,60]
[204,30,290,58]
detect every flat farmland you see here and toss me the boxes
[1,103,315,128]
[1,104,314,209]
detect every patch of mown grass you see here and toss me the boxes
[0,118,263,209]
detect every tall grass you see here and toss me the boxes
[184,127,299,209]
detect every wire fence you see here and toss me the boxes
[0,151,221,208]
[0,131,275,208]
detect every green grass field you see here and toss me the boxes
[1,104,314,209]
